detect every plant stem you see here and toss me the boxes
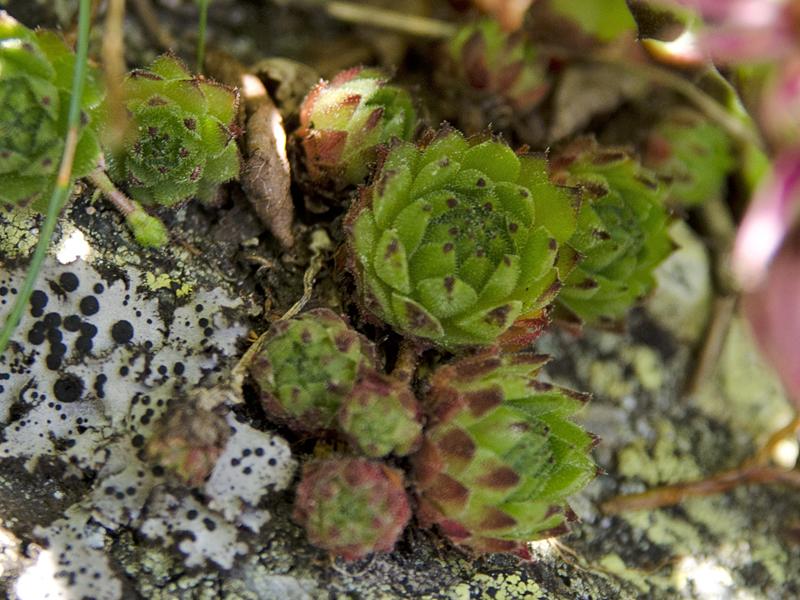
[0,0,93,355]
[102,0,129,152]
[196,0,210,73]
[88,168,137,215]
[131,0,176,51]
[283,0,457,38]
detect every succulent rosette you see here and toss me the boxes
[107,54,240,206]
[297,67,416,186]
[337,369,423,458]
[248,309,377,433]
[413,352,596,557]
[448,18,549,114]
[292,457,412,560]
[550,138,673,324]
[644,109,734,207]
[145,402,230,487]
[346,128,573,350]
[0,11,103,209]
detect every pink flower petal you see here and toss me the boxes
[743,230,800,405]
[732,149,800,290]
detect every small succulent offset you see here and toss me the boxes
[297,67,417,187]
[550,138,672,324]
[338,369,423,458]
[644,109,734,207]
[145,400,230,487]
[346,128,566,350]
[448,18,549,116]
[0,11,103,209]
[248,309,377,433]
[413,352,596,557]
[293,457,412,560]
[107,54,240,207]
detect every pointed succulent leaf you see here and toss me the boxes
[248,309,377,433]
[550,137,673,324]
[0,11,103,210]
[346,128,571,350]
[107,54,240,207]
[293,457,412,561]
[413,351,596,557]
[297,66,417,187]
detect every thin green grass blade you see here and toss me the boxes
[0,0,93,354]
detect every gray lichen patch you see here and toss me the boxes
[1,205,296,598]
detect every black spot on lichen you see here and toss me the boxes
[54,374,84,403]
[59,272,79,292]
[30,290,48,317]
[111,320,134,344]
[79,296,99,316]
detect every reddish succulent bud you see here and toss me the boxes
[292,457,412,560]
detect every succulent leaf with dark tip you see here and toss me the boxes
[550,138,672,324]
[0,11,103,209]
[297,67,417,187]
[248,309,377,433]
[337,369,423,458]
[448,18,549,115]
[644,109,734,207]
[292,457,412,560]
[346,128,571,350]
[413,351,596,557]
[107,54,240,206]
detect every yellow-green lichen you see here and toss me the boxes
[435,573,546,600]
[621,346,664,392]
[617,420,702,486]
[694,317,793,441]
[144,272,194,298]
[589,360,634,400]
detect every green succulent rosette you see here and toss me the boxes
[248,309,377,433]
[346,128,573,350]
[551,138,673,324]
[449,18,549,114]
[298,66,416,187]
[413,351,596,557]
[645,109,734,207]
[0,11,103,209]
[337,369,423,458]
[293,457,412,561]
[107,54,240,207]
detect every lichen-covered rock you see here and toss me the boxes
[292,457,412,560]
[337,369,423,457]
[644,109,734,207]
[297,67,416,187]
[550,137,672,324]
[248,309,377,433]
[107,54,240,206]
[0,11,103,209]
[413,351,596,557]
[346,128,570,350]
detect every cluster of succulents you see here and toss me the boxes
[248,309,596,560]
[0,11,103,210]
[550,138,673,324]
[297,67,417,187]
[106,54,241,207]
[644,109,735,208]
[2,3,696,569]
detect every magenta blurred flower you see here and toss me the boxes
[732,149,800,290]
[743,229,800,405]
[651,0,798,62]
